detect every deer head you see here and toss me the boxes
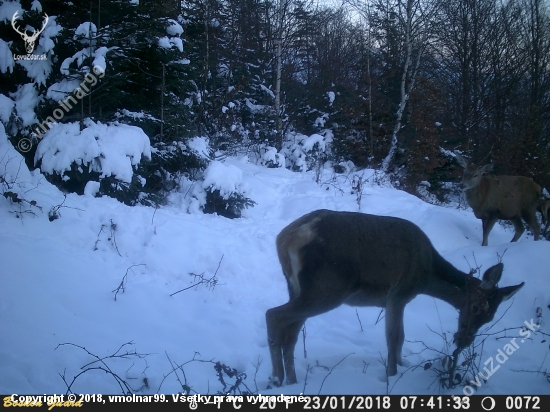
[453,263,523,350]
[455,153,493,191]
[11,11,49,54]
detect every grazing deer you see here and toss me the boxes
[455,153,541,246]
[11,11,49,54]
[266,209,524,386]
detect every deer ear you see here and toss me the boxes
[454,152,468,168]
[480,263,504,289]
[500,282,525,302]
[481,164,493,174]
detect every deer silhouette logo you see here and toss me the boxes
[11,11,49,54]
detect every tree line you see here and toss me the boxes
[1,0,549,203]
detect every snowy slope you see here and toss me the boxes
[1,131,549,395]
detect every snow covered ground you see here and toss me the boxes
[1,127,549,396]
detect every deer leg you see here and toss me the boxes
[385,298,406,376]
[510,216,525,242]
[266,306,286,387]
[522,211,540,241]
[481,217,498,246]
[281,320,305,385]
[267,263,353,386]
[396,321,405,366]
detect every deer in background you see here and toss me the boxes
[455,153,541,246]
[266,209,523,386]
[539,198,550,234]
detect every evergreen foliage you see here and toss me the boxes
[1,0,550,212]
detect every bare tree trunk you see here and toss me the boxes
[80,98,84,131]
[274,0,284,150]
[88,3,93,118]
[198,0,210,136]
[381,0,424,173]
[365,7,374,160]
[160,62,165,142]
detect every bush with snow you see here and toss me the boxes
[282,130,333,173]
[144,137,212,207]
[259,145,285,168]
[190,160,255,218]
[34,120,153,205]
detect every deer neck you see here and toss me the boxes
[423,267,480,309]
[464,179,488,209]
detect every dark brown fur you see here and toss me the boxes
[265,210,524,386]
[539,199,550,227]
[456,153,541,246]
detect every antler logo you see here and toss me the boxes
[11,11,49,54]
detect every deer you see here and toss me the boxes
[265,209,524,387]
[539,198,550,233]
[11,11,49,54]
[455,153,541,246]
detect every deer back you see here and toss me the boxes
[455,153,541,220]
[276,210,439,303]
[469,175,541,220]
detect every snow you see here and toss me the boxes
[10,83,39,127]
[260,84,275,99]
[34,120,151,183]
[202,160,245,199]
[0,94,14,123]
[301,133,327,152]
[74,22,97,40]
[158,36,184,52]
[245,98,266,113]
[1,125,550,396]
[31,1,42,12]
[327,91,335,105]
[92,47,108,72]
[61,48,108,76]
[115,109,157,121]
[158,36,172,49]
[170,37,184,52]
[15,57,51,86]
[166,19,184,36]
[261,146,285,168]
[38,15,62,54]
[187,136,211,160]
[0,39,14,74]
[0,1,22,23]
[314,114,327,127]
[0,123,34,184]
[46,78,82,101]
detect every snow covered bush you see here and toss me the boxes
[259,145,285,168]
[191,160,255,219]
[145,137,211,197]
[34,120,153,205]
[282,131,333,174]
[0,123,41,217]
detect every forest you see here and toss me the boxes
[2,0,550,395]
[1,0,549,208]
